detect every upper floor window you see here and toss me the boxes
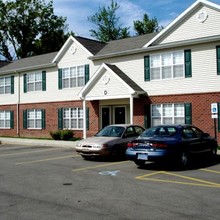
[144,50,191,81]
[0,110,14,129]
[23,71,46,93]
[150,51,184,80]
[62,66,84,88]
[58,64,90,89]
[0,76,14,94]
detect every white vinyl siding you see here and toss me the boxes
[150,51,184,80]
[0,76,11,94]
[27,109,42,129]
[63,108,83,129]
[151,103,185,126]
[0,111,10,128]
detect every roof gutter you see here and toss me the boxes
[90,35,220,61]
[0,62,57,75]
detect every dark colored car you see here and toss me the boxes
[126,124,218,168]
[75,124,145,159]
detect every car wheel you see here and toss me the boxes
[81,155,91,160]
[134,160,146,167]
[178,151,189,168]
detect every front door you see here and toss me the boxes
[101,107,110,128]
[114,107,126,124]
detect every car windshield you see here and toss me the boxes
[95,126,125,137]
[139,126,177,138]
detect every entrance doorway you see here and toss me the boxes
[114,106,126,124]
[101,107,111,128]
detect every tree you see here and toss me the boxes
[0,0,72,61]
[134,14,163,35]
[88,0,130,42]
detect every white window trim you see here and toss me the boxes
[27,109,42,129]
[0,110,11,129]
[63,107,84,130]
[0,76,11,94]
[151,103,185,126]
[62,65,85,89]
[150,50,185,81]
[27,72,42,92]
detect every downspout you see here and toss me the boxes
[16,71,20,137]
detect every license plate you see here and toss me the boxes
[137,153,148,160]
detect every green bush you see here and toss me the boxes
[50,130,74,140]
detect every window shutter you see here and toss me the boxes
[10,111,14,129]
[23,109,27,129]
[144,105,151,128]
[58,108,63,129]
[217,46,220,75]
[184,103,192,124]
[42,71,46,91]
[86,108,89,130]
[85,64,90,84]
[11,76,14,94]
[218,103,220,132]
[58,69,63,90]
[144,56,150,81]
[41,109,46,129]
[184,50,192,78]
[23,74,27,93]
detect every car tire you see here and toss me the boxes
[210,146,217,159]
[81,155,91,160]
[134,160,146,167]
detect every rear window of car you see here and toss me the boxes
[140,126,177,138]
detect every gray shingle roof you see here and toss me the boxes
[94,33,158,57]
[75,36,106,55]
[105,63,145,93]
[0,51,58,75]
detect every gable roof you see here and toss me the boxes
[144,0,220,47]
[79,63,145,100]
[0,51,58,75]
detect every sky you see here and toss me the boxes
[53,0,220,38]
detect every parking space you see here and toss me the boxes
[0,144,220,220]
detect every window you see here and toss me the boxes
[58,64,90,89]
[0,76,14,94]
[24,71,46,93]
[0,111,13,129]
[23,109,45,129]
[62,65,85,88]
[63,108,83,129]
[150,51,184,80]
[151,103,185,126]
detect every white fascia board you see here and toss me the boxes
[78,63,136,99]
[52,35,94,63]
[144,0,220,48]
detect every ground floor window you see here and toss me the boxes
[63,108,83,129]
[23,109,45,129]
[151,103,185,126]
[0,111,11,128]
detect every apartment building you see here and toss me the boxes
[0,0,220,140]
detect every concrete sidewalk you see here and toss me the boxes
[0,137,77,148]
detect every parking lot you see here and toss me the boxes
[0,144,220,220]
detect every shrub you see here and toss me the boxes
[50,130,74,140]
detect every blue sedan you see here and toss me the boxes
[126,125,218,168]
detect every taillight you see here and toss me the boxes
[127,142,138,148]
[152,143,167,148]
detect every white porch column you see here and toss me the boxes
[130,95,134,124]
[83,99,87,139]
